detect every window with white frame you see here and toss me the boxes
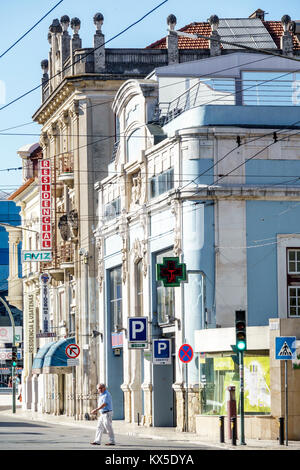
[150,168,174,199]
[109,266,122,331]
[136,260,143,316]
[104,197,121,222]
[287,249,300,317]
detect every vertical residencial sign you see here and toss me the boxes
[40,273,50,333]
[27,294,35,356]
[39,159,52,250]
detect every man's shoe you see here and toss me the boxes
[90,442,100,445]
[105,443,115,446]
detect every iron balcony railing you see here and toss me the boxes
[157,76,300,125]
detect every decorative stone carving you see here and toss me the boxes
[140,206,148,277]
[41,59,49,74]
[94,13,104,32]
[60,15,70,32]
[96,237,104,292]
[49,19,62,34]
[132,238,142,264]
[118,213,128,284]
[68,209,78,238]
[58,214,69,241]
[209,15,221,56]
[71,17,81,36]
[167,14,177,30]
[171,196,182,257]
[131,173,142,206]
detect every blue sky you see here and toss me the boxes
[0,0,300,191]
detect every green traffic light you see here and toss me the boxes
[237,341,246,351]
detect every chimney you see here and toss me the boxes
[281,15,293,56]
[209,15,221,56]
[93,13,105,72]
[166,14,178,64]
[249,9,265,21]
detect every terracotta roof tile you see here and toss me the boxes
[7,178,35,200]
[147,20,300,51]
[146,22,211,49]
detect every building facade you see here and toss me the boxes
[9,7,300,439]
[94,43,300,438]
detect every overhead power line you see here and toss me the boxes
[0,1,64,59]
[0,0,168,112]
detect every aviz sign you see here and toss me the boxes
[22,250,52,262]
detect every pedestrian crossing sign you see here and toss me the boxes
[275,336,296,360]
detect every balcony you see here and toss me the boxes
[58,242,74,271]
[156,53,300,133]
[57,153,74,187]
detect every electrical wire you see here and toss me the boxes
[0,0,168,112]
[0,1,64,59]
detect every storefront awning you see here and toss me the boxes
[43,336,76,374]
[32,341,56,374]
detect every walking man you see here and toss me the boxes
[90,383,115,446]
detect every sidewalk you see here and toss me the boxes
[0,402,298,450]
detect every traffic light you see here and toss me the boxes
[235,310,247,351]
[11,346,17,367]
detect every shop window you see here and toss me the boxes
[199,354,270,415]
[156,249,175,325]
[287,249,300,317]
[150,168,174,199]
[109,266,122,332]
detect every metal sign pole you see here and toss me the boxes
[239,350,246,445]
[184,362,188,432]
[285,359,288,446]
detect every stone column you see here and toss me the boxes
[59,15,71,77]
[166,15,178,64]
[209,15,221,56]
[70,18,82,75]
[93,13,105,72]
[31,374,38,412]
[281,15,293,56]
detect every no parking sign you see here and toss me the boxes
[178,344,194,363]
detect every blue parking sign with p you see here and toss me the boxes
[128,317,147,342]
[153,339,171,365]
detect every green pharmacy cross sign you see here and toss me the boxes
[156,257,187,287]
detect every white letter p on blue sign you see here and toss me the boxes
[128,317,147,342]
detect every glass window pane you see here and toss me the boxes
[289,261,296,273]
[290,288,296,297]
[156,249,175,324]
[290,307,297,316]
[110,266,122,331]
[289,251,296,261]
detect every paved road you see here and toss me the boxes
[0,415,219,452]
